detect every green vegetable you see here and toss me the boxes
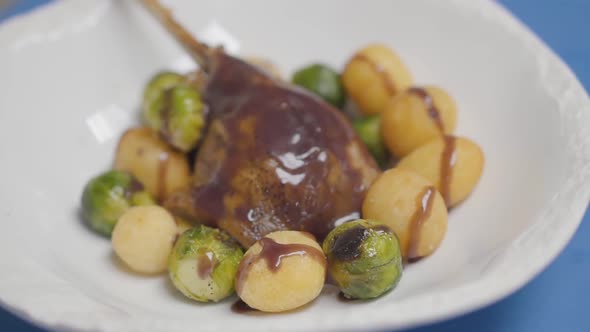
[292,64,346,108]
[142,72,205,152]
[142,72,185,128]
[168,225,244,302]
[353,115,389,167]
[81,170,155,236]
[322,219,402,299]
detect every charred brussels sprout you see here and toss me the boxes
[292,64,346,108]
[353,115,389,167]
[81,170,154,236]
[322,219,402,299]
[142,72,205,152]
[168,225,243,302]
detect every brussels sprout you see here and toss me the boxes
[142,72,185,129]
[169,225,243,302]
[81,170,155,236]
[353,115,389,168]
[292,64,346,108]
[322,219,402,299]
[142,72,206,152]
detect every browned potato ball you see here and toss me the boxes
[362,168,448,260]
[342,44,413,115]
[235,231,326,313]
[397,136,484,207]
[114,127,191,202]
[381,86,457,158]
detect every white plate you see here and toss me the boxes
[1,1,589,331]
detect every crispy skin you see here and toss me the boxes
[165,52,380,247]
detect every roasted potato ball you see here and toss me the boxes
[381,86,457,158]
[235,231,326,312]
[342,44,413,115]
[362,168,448,260]
[114,127,191,201]
[397,136,484,207]
[112,205,177,274]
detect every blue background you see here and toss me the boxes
[1,1,589,331]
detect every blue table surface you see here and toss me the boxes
[1,1,589,331]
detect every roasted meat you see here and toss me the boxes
[144,0,380,247]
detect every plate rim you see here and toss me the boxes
[1,0,589,331]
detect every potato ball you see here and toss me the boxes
[114,127,191,201]
[397,136,484,207]
[381,86,457,158]
[342,44,413,115]
[112,205,177,274]
[362,168,448,260]
[235,231,326,312]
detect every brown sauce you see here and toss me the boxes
[408,87,444,132]
[156,152,170,200]
[407,186,436,261]
[231,299,257,313]
[169,53,380,247]
[125,178,145,199]
[196,252,216,279]
[440,136,457,206]
[351,54,396,96]
[235,237,326,294]
[160,89,173,143]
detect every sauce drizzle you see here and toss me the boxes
[408,87,444,132]
[351,54,396,96]
[407,186,436,261]
[156,151,170,200]
[196,251,216,279]
[231,299,257,313]
[439,136,457,206]
[235,236,326,294]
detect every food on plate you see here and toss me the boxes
[235,231,326,312]
[114,127,191,201]
[398,136,484,207]
[168,225,243,302]
[342,44,413,115]
[322,219,402,299]
[292,63,346,108]
[244,56,283,79]
[111,205,177,274]
[81,170,155,236]
[78,0,486,312]
[363,168,448,261]
[175,217,194,234]
[142,74,206,152]
[142,72,185,122]
[352,115,389,167]
[381,86,457,158]
[162,49,379,248]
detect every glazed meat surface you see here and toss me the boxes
[166,52,380,247]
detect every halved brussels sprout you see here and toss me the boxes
[168,225,243,302]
